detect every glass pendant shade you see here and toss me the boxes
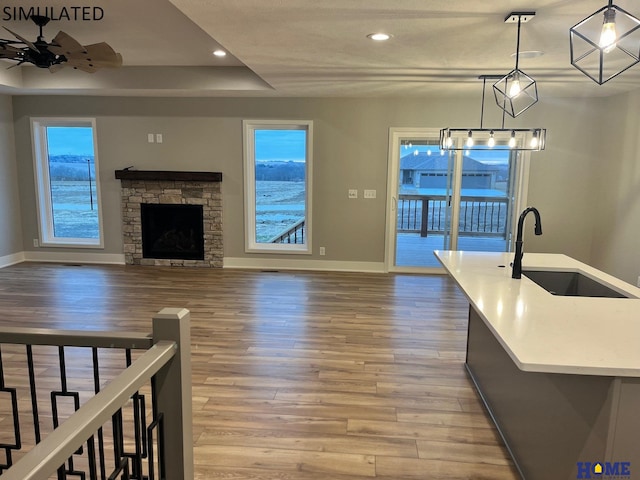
[570,2,640,85]
[493,69,539,118]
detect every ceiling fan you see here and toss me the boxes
[0,15,122,73]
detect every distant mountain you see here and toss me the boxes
[256,161,305,181]
[49,155,93,163]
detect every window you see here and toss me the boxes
[31,118,104,247]
[243,120,312,253]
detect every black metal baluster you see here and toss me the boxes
[87,436,98,480]
[148,376,165,480]
[482,202,488,233]
[123,349,146,479]
[107,458,129,480]
[112,409,124,471]
[52,346,84,477]
[93,347,107,480]
[491,202,500,233]
[461,202,466,232]
[26,345,41,444]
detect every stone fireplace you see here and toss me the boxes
[115,170,222,267]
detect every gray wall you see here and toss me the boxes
[10,94,610,272]
[0,94,23,258]
[590,90,640,284]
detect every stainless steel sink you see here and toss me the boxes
[522,270,631,298]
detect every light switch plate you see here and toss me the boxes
[364,189,376,199]
[348,189,358,199]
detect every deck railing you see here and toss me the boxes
[398,194,509,237]
[269,218,305,244]
[0,308,192,480]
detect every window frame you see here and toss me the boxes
[31,117,105,248]
[242,119,313,254]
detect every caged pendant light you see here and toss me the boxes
[440,75,546,152]
[493,12,539,118]
[570,0,640,85]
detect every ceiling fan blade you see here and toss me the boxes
[84,42,122,67]
[3,26,39,53]
[49,31,86,56]
[64,58,98,73]
[5,60,26,70]
[0,44,23,59]
[64,42,123,72]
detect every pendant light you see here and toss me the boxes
[440,76,546,152]
[570,0,640,85]
[493,12,539,118]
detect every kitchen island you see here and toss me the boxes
[435,251,640,480]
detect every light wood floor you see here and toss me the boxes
[0,262,519,479]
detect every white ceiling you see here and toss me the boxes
[1,0,639,98]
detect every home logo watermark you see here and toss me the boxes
[577,462,631,479]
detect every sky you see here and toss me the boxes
[255,129,306,162]
[46,126,95,156]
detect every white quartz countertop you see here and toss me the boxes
[435,251,640,377]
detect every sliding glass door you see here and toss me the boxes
[386,128,525,271]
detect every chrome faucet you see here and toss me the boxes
[512,207,542,279]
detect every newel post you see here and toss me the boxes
[152,308,193,479]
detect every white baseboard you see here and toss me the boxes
[5,252,383,273]
[223,257,385,273]
[22,251,126,265]
[0,252,26,268]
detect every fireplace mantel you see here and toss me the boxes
[115,170,222,182]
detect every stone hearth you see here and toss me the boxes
[116,171,222,267]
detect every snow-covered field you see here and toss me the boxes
[255,181,305,242]
[49,180,306,243]
[50,181,100,239]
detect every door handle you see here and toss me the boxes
[392,196,397,211]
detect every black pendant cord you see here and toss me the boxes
[514,16,522,72]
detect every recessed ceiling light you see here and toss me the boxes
[213,49,227,57]
[367,33,392,41]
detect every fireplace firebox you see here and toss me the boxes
[141,204,205,260]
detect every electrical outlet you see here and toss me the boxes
[319,246,326,256]
[147,133,155,143]
[348,189,358,199]
[156,133,163,143]
[33,238,39,247]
